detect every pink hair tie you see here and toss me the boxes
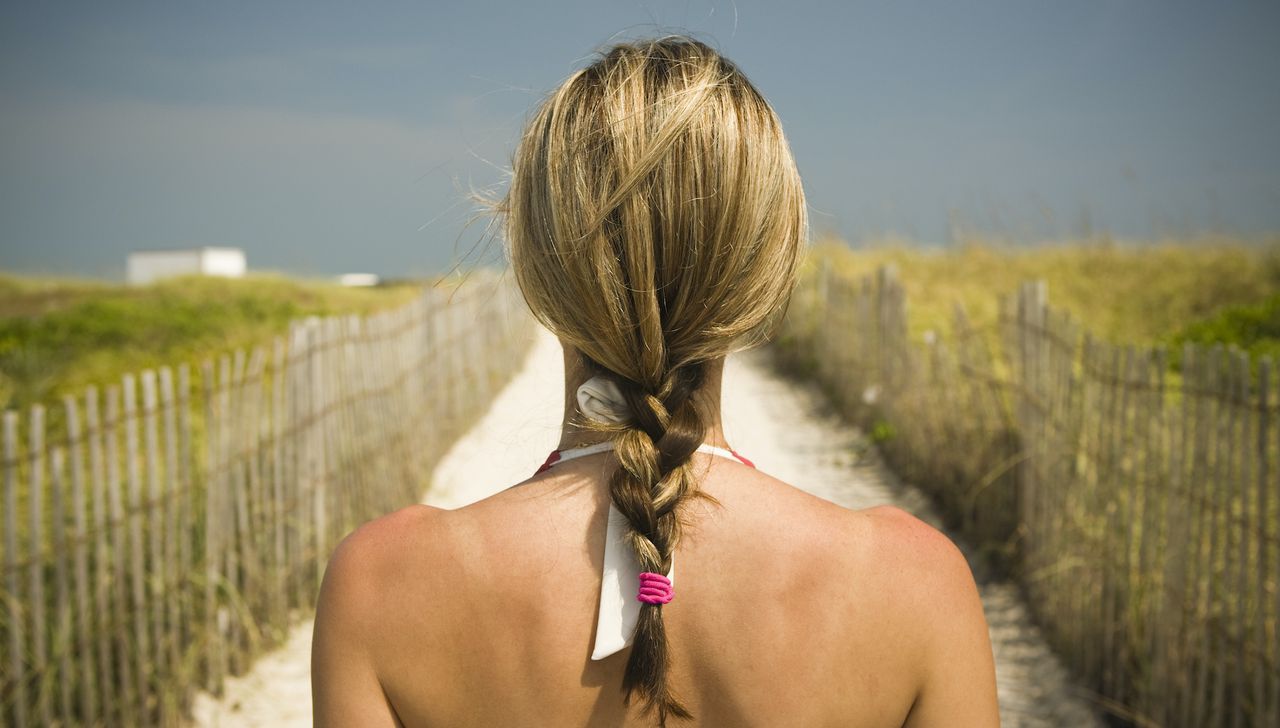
[637,571,674,605]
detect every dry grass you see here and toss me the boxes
[804,233,1280,346]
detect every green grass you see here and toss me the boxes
[1166,292,1280,366]
[0,272,424,412]
[806,233,1280,352]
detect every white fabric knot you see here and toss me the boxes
[576,375,633,425]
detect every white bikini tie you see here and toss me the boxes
[549,375,750,660]
[576,375,634,426]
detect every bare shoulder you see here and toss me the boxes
[326,504,448,573]
[746,474,967,580]
[812,504,988,651]
[316,504,453,627]
[856,506,999,726]
[855,505,984,619]
[312,504,451,726]
[739,478,980,627]
[862,506,972,579]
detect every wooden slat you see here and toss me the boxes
[1085,335,1103,686]
[1130,345,1153,723]
[49,447,74,724]
[1100,344,1120,697]
[1115,345,1136,707]
[1146,347,1171,728]
[177,364,193,647]
[309,321,327,593]
[1157,348,1180,728]
[1185,345,1207,724]
[226,350,246,672]
[103,386,138,724]
[1259,358,1280,726]
[1210,346,1231,723]
[1175,345,1197,724]
[286,324,305,613]
[1238,353,1257,726]
[177,362,194,695]
[1256,358,1275,725]
[64,394,98,723]
[243,348,268,639]
[1066,320,1086,674]
[140,369,168,719]
[158,367,183,709]
[1231,350,1249,728]
[84,387,118,724]
[28,405,51,725]
[271,337,288,632]
[4,410,27,727]
[1050,302,1067,631]
[121,375,153,725]
[202,358,225,694]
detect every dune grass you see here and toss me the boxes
[6,235,1278,413]
[0,272,425,412]
[805,233,1280,359]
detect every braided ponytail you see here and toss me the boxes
[611,363,707,722]
[500,35,808,726]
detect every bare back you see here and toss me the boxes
[312,451,1000,727]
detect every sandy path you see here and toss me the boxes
[192,328,1101,727]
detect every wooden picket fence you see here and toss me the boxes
[777,262,1278,727]
[1,275,533,727]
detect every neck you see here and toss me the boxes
[556,342,731,452]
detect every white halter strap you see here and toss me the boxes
[550,440,744,467]
[543,439,750,660]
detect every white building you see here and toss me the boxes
[126,247,247,285]
[337,273,380,287]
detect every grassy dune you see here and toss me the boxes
[805,233,1280,363]
[0,272,425,411]
[5,236,1278,413]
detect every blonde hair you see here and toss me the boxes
[500,35,807,724]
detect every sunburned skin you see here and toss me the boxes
[311,351,1001,727]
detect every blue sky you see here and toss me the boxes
[1,0,1277,279]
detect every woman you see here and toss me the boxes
[312,36,999,727]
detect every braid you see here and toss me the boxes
[609,361,707,725]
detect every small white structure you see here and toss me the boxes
[126,247,247,285]
[338,273,381,287]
